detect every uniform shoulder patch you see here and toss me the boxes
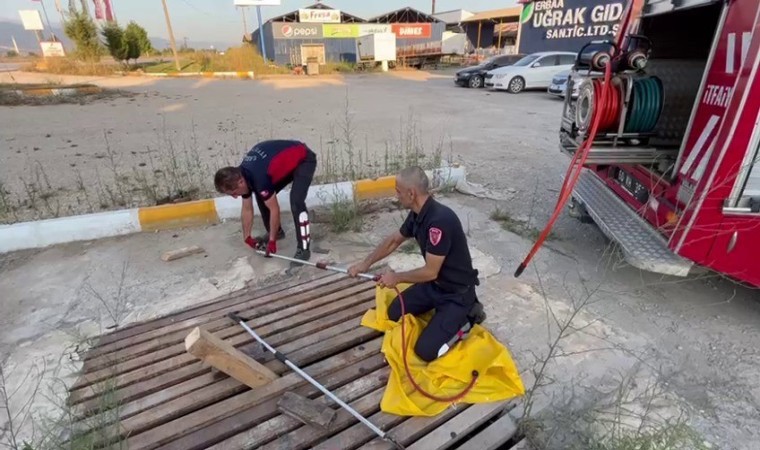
[429,227,443,246]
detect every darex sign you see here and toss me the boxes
[273,23,323,39]
[518,0,624,54]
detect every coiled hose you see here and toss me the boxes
[625,77,664,133]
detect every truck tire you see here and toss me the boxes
[508,76,525,94]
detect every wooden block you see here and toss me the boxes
[277,391,337,430]
[184,327,278,389]
[161,245,205,261]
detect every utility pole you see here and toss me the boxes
[39,0,57,41]
[432,0,436,15]
[161,0,182,72]
[240,7,248,36]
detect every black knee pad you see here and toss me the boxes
[413,340,439,363]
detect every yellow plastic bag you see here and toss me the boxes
[360,284,525,417]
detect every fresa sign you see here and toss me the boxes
[391,23,432,39]
[519,0,624,53]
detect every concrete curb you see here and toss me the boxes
[0,165,466,253]
[9,86,102,96]
[140,71,255,79]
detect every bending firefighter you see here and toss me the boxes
[215,139,317,261]
[349,166,486,362]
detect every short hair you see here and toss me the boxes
[397,166,429,194]
[214,166,243,192]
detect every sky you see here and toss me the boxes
[1,0,518,47]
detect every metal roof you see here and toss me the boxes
[367,6,446,24]
[461,7,522,23]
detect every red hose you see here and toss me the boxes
[515,60,614,277]
[392,284,479,403]
[514,0,639,278]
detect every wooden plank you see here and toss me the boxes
[361,405,467,450]
[87,326,380,448]
[81,276,366,369]
[108,327,380,445]
[161,245,205,261]
[310,407,406,450]
[73,300,373,418]
[70,283,374,397]
[92,271,337,349]
[184,327,279,389]
[122,337,383,450]
[158,354,388,450]
[70,292,374,411]
[455,412,518,450]
[257,388,387,450]
[406,401,511,450]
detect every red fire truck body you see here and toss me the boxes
[559,0,760,287]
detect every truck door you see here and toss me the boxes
[668,0,760,264]
[705,20,760,286]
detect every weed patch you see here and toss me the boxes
[490,204,556,241]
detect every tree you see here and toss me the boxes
[125,21,154,56]
[101,21,149,67]
[101,22,129,65]
[63,10,102,62]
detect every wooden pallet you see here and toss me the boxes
[67,270,521,449]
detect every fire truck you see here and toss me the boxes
[549,0,760,288]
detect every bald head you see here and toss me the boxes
[396,166,429,194]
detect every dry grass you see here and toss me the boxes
[0,90,450,226]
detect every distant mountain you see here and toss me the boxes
[0,21,71,53]
[0,20,239,55]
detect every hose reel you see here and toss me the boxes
[575,75,664,136]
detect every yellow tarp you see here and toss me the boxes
[360,283,526,417]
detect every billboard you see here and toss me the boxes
[272,22,323,39]
[299,8,341,23]
[391,23,432,39]
[19,10,44,31]
[518,0,625,54]
[322,24,358,38]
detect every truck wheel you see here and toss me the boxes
[469,75,483,88]
[568,198,593,224]
[508,76,525,93]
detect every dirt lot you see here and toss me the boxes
[1,71,759,449]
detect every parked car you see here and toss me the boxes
[547,69,590,99]
[485,51,577,93]
[453,54,525,88]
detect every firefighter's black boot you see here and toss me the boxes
[467,301,486,325]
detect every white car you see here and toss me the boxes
[547,69,591,100]
[485,51,577,93]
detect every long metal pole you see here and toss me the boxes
[227,312,404,449]
[160,0,182,72]
[253,250,377,281]
[256,5,267,61]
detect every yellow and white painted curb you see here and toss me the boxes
[142,71,255,79]
[0,165,465,253]
[11,86,102,97]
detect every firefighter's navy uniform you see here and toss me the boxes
[390,196,483,362]
[239,139,317,257]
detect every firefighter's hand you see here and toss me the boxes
[376,269,399,289]
[265,239,276,257]
[348,261,370,278]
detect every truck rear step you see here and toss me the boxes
[571,170,694,277]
